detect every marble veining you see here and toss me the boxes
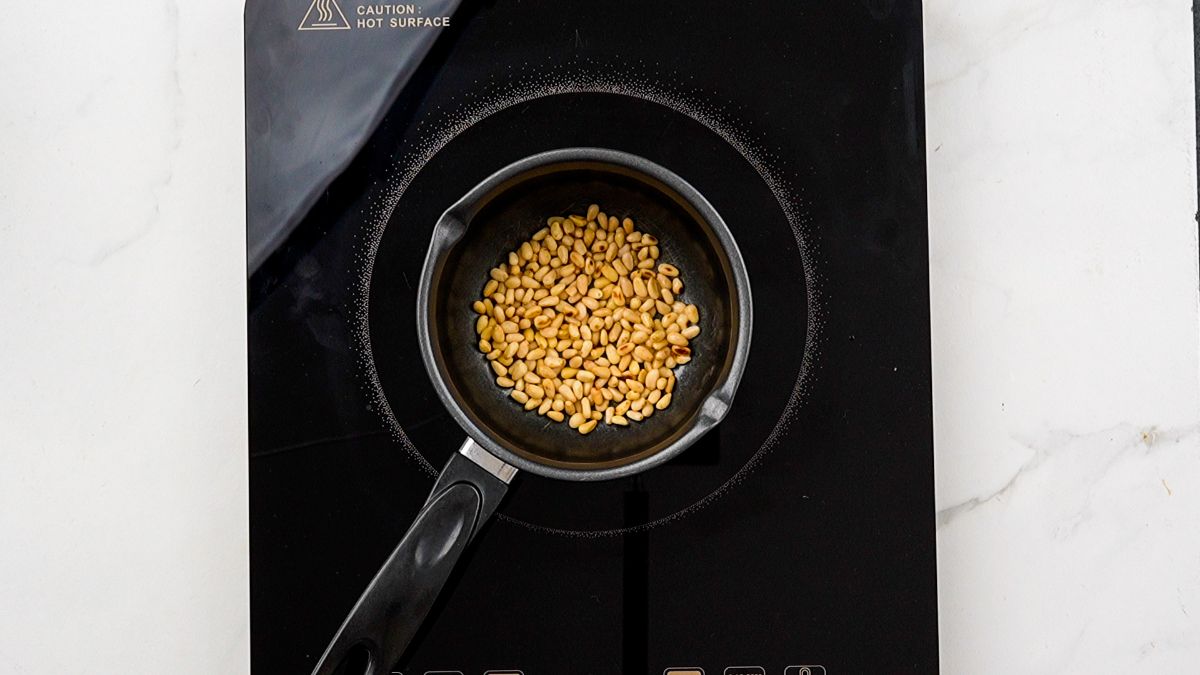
[937,423,1199,527]
[927,0,1200,671]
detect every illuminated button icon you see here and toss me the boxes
[784,667,827,675]
[663,669,705,675]
[723,668,765,675]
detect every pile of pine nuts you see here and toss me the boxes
[473,204,701,435]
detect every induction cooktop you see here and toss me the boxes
[247,1,936,673]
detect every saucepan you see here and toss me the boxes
[314,148,753,675]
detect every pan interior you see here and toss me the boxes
[429,161,739,471]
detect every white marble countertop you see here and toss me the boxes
[1,1,1196,672]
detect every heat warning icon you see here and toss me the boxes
[298,0,351,30]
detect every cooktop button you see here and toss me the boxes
[784,667,827,675]
[663,669,705,675]
[722,668,765,675]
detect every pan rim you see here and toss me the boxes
[415,147,753,481]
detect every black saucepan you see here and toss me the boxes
[313,148,753,675]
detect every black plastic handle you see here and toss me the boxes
[311,440,513,675]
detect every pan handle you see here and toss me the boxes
[311,439,515,675]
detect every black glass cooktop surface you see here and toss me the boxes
[248,1,935,673]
